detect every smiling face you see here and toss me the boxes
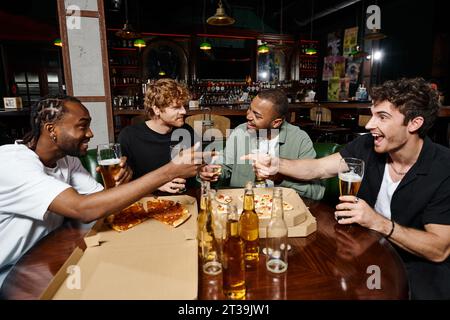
[365,100,421,154]
[246,96,282,132]
[53,101,93,156]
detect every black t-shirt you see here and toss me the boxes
[340,134,450,299]
[118,122,197,179]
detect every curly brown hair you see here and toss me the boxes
[144,78,190,119]
[370,78,440,138]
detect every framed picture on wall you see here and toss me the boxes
[3,97,23,109]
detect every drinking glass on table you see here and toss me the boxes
[337,157,365,220]
[97,143,122,189]
[251,148,268,188]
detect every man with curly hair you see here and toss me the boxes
[118,78,197,193]
[244,78,450,299]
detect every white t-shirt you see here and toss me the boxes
[374,163,401,220]
[0,144,103,288]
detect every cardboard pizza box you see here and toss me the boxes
[214,187,317,237]
[40,195,198,300]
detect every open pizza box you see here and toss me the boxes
[40,195,198,300]
[214,187,317,238]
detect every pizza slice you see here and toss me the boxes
[107,201,148,232]
[215,193,232,204]
[146,199,191,227]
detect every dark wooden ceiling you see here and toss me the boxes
[105,0,366,35]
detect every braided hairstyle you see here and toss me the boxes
[21,95,82,150]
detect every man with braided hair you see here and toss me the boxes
[0,95,206,290]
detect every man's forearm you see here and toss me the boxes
[381,221,450,263]
[277,153,341,181]
[278,158,325,180]
[70,163,178,222]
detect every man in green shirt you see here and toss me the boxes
[200,89,324,200]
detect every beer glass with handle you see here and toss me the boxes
[97,143,122,189]
[337,157,364,220]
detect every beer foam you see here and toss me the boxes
[98,158,121,166]
[339,171,362,182]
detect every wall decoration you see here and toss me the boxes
[322,56,345,81]
[345,61,361,84]
[327,77,340,101]
[338,77,350,100]
[327,31,341,56]
[343,27,358,57]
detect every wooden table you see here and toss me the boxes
[2,198,409,300]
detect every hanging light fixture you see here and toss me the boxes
[257,0,269,54]
[207,0,235,26]
[305,0,317,55]
[115,0,141,39]
[305,47,317,55]
[364,28,387,40]
[200,0,212,51]
[257,43,269,54]
[274,0,290,50]
[200,41,212,51]
[133,38,146,48]
[53,38,62,47]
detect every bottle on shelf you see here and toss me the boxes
[265,187,288,274]
[239,181,260,268]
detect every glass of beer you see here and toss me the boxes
[338,157,364,219]
[251,148,268,188]
[97,143,122,189]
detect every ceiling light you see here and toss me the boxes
[53,38,62,47]
[364,29,387,41]
[257,43,269,54]
[115,0,141,39]
[116,23,141,39]
[133,38,146,48]
[373,50,383,60]
[305,47,317,55]
[207,0,235,26]
[200,41,212,51]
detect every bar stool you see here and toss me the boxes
[185,109,230,150]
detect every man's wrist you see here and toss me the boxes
[385,220,395,238]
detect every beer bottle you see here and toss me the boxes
[239,181,260,268]
[197,181,209,257]
[265,187,288,273]
[222,204,246,300]
[199,189,222,275]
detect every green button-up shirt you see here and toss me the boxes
[216,121,324,200]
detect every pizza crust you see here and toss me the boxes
[107,198,191,231]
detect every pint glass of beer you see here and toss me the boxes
[338,157,364,203]
[97,143,122,189]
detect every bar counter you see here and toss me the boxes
[111,103,450,118]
